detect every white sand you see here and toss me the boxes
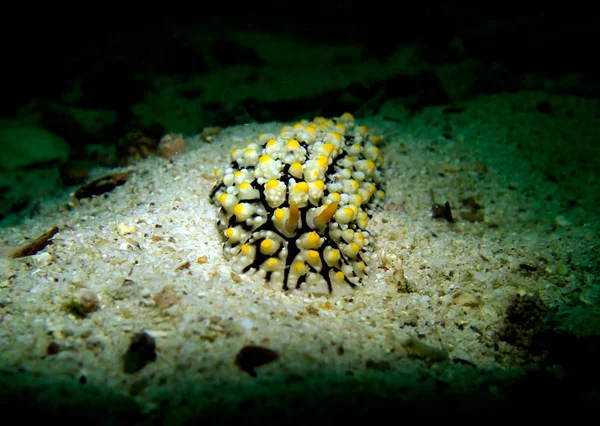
[1,91,598,416]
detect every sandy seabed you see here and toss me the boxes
[1,92,599,421]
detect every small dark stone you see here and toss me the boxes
[123,332,157,374]
[498,294,548,349]
[64,289,101,318]
[234,345,279,377]
[432,201,454,223]
[519,263,538,273]
[46,341,61,355]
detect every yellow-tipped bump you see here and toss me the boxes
[266,179,279,189]
[300,231,321,249]
[265,257,279,270]
[294,181,309,193]
[260,238,273,253]
[324,247,341,266]
[290,162,303,178]
[306,250,321,268]
[293,261,306,275]
[274,208,285,221]
[317,155,329,168]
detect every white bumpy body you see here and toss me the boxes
[211,113,384,295]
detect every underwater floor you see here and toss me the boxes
[0,91,599,422]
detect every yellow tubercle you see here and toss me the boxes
[293,261,306,275]
[290,162,303,178]
[260,238,273,252]
[343,242,360,259]
[306,250,321,267]
[322,143,335,155]
[354,232,365,246]
[233,204,244,216]
[330,249,340,261]
[274,208,285,221]
[324,247,341,266]
[294,181,309,193]
[260,238,280,256]
[317,155,329,168]
[266,179,280,189]
[265,257,279,269]
[304,231,321,249]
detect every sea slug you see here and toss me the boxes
[210,113,384,295]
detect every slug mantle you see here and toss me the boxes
[210,113,384,295]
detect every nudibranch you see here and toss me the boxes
[210,113,385,295]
